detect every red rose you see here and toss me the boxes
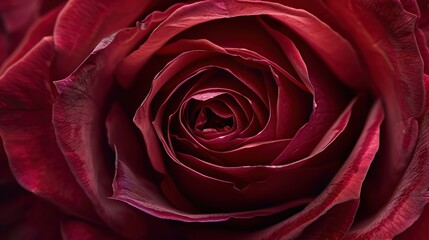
[0,0,428,239]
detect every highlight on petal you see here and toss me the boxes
[296,200,359,240]
[396,205,429,240]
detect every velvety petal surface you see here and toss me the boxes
[53,29,174,238]
[0,37,96,221]
[327,0,426,214]
[61,217,121,240]
[0,0,40,60]
[395,205,429,240]
[0,177,61,240]
[0,3,64,74]
[53,0,175,77]
[346,113,429,239]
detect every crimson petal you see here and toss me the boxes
[260,100,383,238]
[53,0,175,77]
[53,29,163,238]
[0,190,61,240]
[328,0,426,218]
[112,154,313,222]
[0,37,96,221]
[346,113,429,239]
[61,217,120,240]
[297,200,360,240]
[0,0,40,61]
[0,3,64,74]
[396,205,429,240]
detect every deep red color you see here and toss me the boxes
[0,0,428,239]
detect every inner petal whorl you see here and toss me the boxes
[195,106,234,133]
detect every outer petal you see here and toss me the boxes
[0,3,64,74]
[327,0,426,217]
[0,138,12,183]
[0,0,40,60]
[0,37,96,221]
[331,0,425,118]
[53,29,172,238]
[395,205,429,240]
[61,217,121,240]
[296,200,360,240]
[53,0,174,77]
[0,183,61,240]
[346,113,429,239]
[263,101,384,239]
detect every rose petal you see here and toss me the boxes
[53,0,175,77]
[168,149,335,212]
[329,0,425,117]
[257,18,313,92]
[425,74,429,112]
[112,157,313,222]
[0,184,61,240]
[0,37,96,221]
[167,15,302,85]
[328,0,426,218]
[416,28,429,74]
[0,3,64,74]
[261,100,383,238]
[53,29,161,238]
[158,38,307,91]
[173,137,290,167]
[271,53,351,163]
[395,205,429,240]
[346,113,429,239]
[106,102,183,231]
[61,217,120,240]
[297,200,360,240]
[0,138,13,184]
[0,0,40,59]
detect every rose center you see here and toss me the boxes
[195,107,234,133]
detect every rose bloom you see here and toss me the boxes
[1,0,429,239]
